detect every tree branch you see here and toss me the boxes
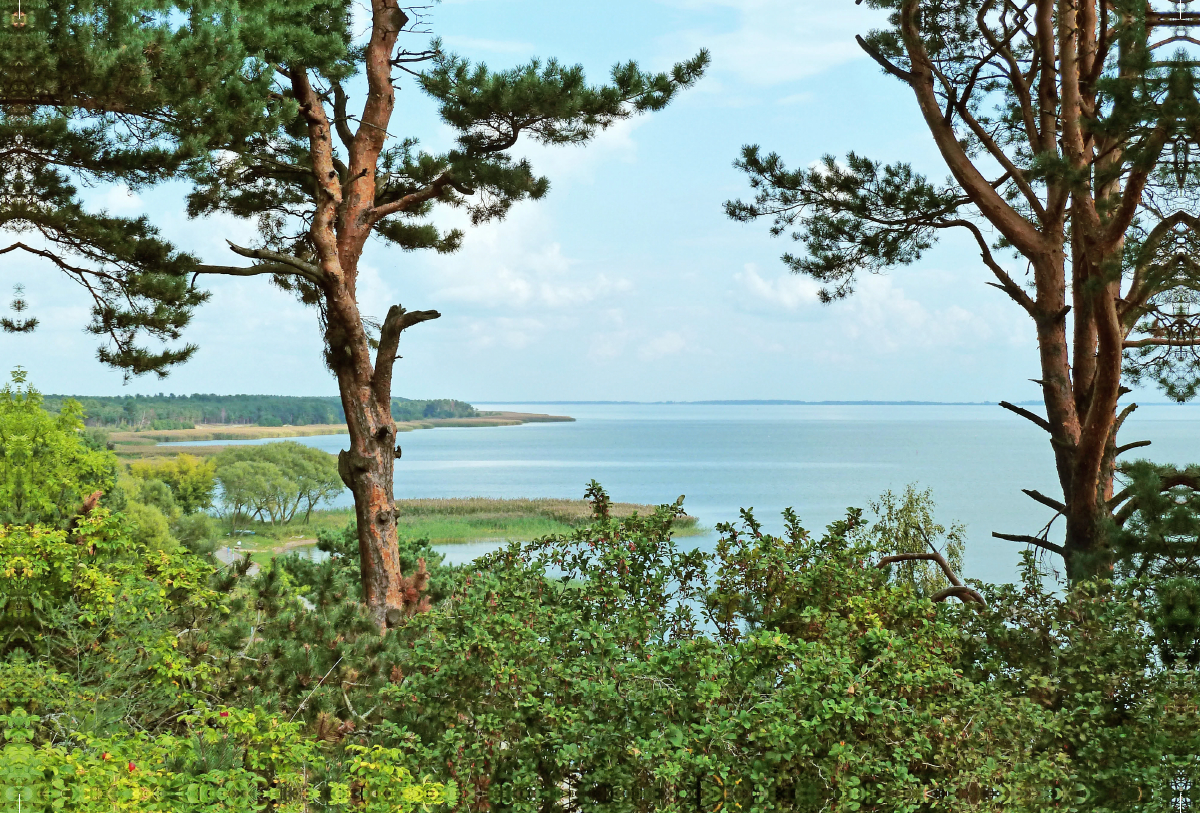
[1022,488,1066,513]
[371,304,441,403]
[369,173,469,222]
[855,35,917,84]
[950,220,1037,314]
[331,79,357,155]
[211,242,326,285]
[930,585,988,606]
[1115,440,1152,456]
[878,552,963,586]
[1123,337,1200,349]
[992,531,1066,557]
[998,400,1052,433]
[876,552,986,606]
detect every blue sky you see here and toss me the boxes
[2,1,1057,401]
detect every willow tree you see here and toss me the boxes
[186,3,707,626]
[728,0,1200,580]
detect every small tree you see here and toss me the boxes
[129,454,217,515]
[728,1,1200,580]
[186,3,707,626]
[0,369,115,525]
[215,442,342,524]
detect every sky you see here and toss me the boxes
[0,0,1066,402]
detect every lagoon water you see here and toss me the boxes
[173,402,1200,585]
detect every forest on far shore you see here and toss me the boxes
[40,394,480,430]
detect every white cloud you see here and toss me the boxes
[838,276,992,352]
[638,330,688,360]
[735,264,820,309]
[776,92,814,106]
[660,0,887,86]
[427,208,633,310]
[95,185,143,214]
[463,316,549,351]
[513,118,643,185]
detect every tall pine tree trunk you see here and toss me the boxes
[325,280,436,629]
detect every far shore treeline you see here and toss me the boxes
[40,395,479,430]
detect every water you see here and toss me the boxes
[171,402,1200,585]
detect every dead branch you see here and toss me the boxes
[998,400,1052,433]
[876,552,986,607]
[931,585,987,606]
[992,531,1066,557]
[1115,440,1152,456]
[1022,488,1067,513]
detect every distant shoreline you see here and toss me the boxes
[476,399,1190,407]
[110,410,574,459]
[479,400,1005,406]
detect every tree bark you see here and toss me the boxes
[893,0,1177,580]
[284,0,428,629]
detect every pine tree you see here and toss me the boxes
[0,0,320,375]
[728,1,1200,580]
[184,2,708,627]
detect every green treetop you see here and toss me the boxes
[0,369,115,525]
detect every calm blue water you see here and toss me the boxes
[172,403,1200,585]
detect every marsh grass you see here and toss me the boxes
[218,497,701,547]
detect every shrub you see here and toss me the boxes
[0,371,116,526]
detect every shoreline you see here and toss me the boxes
[111,410,574,457]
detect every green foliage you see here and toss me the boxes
[854,483,967,597]
[215,442,343,527]
[0,372,116,526]
[726,3,1200,405]
[964,553,1200,812]
[182,9,708,323]
[0,698,452,812]
[393,399,478,423]
[175,480,1198,811]
[726,151,959,302]
[130,454,217,515]
[1111,460,1200,665]
[172,511,220,558]
[0,0,339,377]
[7,390,1200,809]
[41,393,478,428]
[122,500,177,553]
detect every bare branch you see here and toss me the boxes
[992,531,1066,557]
[371,304,441,402]
[331,79,357,154]
[949,219,1037,314]
[930,585,988,606]
[855,35,917,83]
[1123,337,1200,349]
[1115,440,1152,456]
[999,400,1052,433]
[876,552,986,606]
[878,552,963,586]
[1022,488,1067,513]
[201,241,326,285]
[369,172,472,222]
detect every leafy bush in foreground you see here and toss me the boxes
[189,485,1199,811]
[3,383,1199,811]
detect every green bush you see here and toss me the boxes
[0,372,116,526]
[7,381,1200,810]
[215,443,343,527]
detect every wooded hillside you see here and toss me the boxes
[41,394,479,429]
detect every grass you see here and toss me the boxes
[111,412,574,461]
[111,423,350,445]
[214,497,703,558]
